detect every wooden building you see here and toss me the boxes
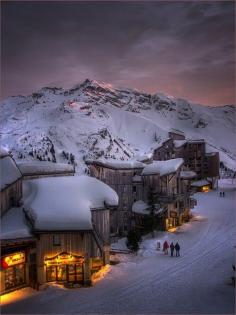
[0,149,22,217]
[22,176,118,287]
[86,159,146,235]
[152,130,219,185]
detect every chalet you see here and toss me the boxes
[22,176,118,288]
[140,158,191,230]
[153,130,219,186]
[0,149,22,216]
[87,157,195,233]
[86,159,145,235]
[1,149,118,294]
[0,150,36,294]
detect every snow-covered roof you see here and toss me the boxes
[132,200,164,215]
[187,139,205,144]
[86,159,145,169]
[1,207,33,240]
[18,161,74,176]
[0,155,22,190]
[180,170,197,179]
[23,175,119,231]
[134,152,153,162]
[169,128,185,136]
[173,140,187,148]
[152,138,171,151]
[142,158,184,176]
[191,179,210,187]
[0,147,9,158]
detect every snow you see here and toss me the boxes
[180,170,197,179]
[23,176,118,231]
[18,161,74,175]
[0,147,9,158]
[132,200,149,214]
[1,207,32,240]
[173,139,187,148]
[191,179,210,187]
[87,158,145,169]
[142,158,184,176]
[2,182,235,314]
[0,155,22,190]
[0,80,235,174]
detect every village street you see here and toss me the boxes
[2,180,235,314]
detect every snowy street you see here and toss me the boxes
[2,182,235,314]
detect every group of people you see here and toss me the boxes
[163,241,180,257]
[219,191,225,197]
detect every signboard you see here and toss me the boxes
[45,252,84,266]
[1,252,25,269]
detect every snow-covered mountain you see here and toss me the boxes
[1,79,235,172]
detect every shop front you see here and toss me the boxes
[1,252,26,293]
[44,252,84,284]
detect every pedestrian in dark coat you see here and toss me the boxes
[163,241,169,255]
[223,191,225,197]
[219,192,222,197]
[175,242,180,257]
[170,242,175,257]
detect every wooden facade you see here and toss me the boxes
[88,160,193,233]
[0,179,22,217]
[35,231,104,286]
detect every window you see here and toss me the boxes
[53,234,61,246]
[133,186,136,193]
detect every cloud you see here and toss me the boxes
[1,1,235,105]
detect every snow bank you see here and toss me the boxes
[18,161,74,175]
[142,158,184,176]
[0,155,22,190]
[23,175,118,231]
[1,207,32,240]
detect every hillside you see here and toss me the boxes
[1,79,235,173]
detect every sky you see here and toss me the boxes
[1,1,235,106]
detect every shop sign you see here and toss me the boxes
[1,252,25,269]
[170,211,177,218]
[45,252,84,266]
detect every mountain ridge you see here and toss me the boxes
[1,79,236,173]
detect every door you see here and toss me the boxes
[68,264,76,282]
[57,265,67,281]
[75,263,83,283]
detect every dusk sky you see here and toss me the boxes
[1,1,235,105]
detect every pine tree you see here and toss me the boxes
[126,229,142,252]
[144,187,157,237]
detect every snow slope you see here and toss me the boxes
[1,79,235,173]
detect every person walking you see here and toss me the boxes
[175,242,180,257]
[223,191,225,197]
[170,242,175,257]
[163,240,169,255]
[219,191,222,197]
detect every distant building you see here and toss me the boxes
[153,130,219,186]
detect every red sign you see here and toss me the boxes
[1,252,25,269]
